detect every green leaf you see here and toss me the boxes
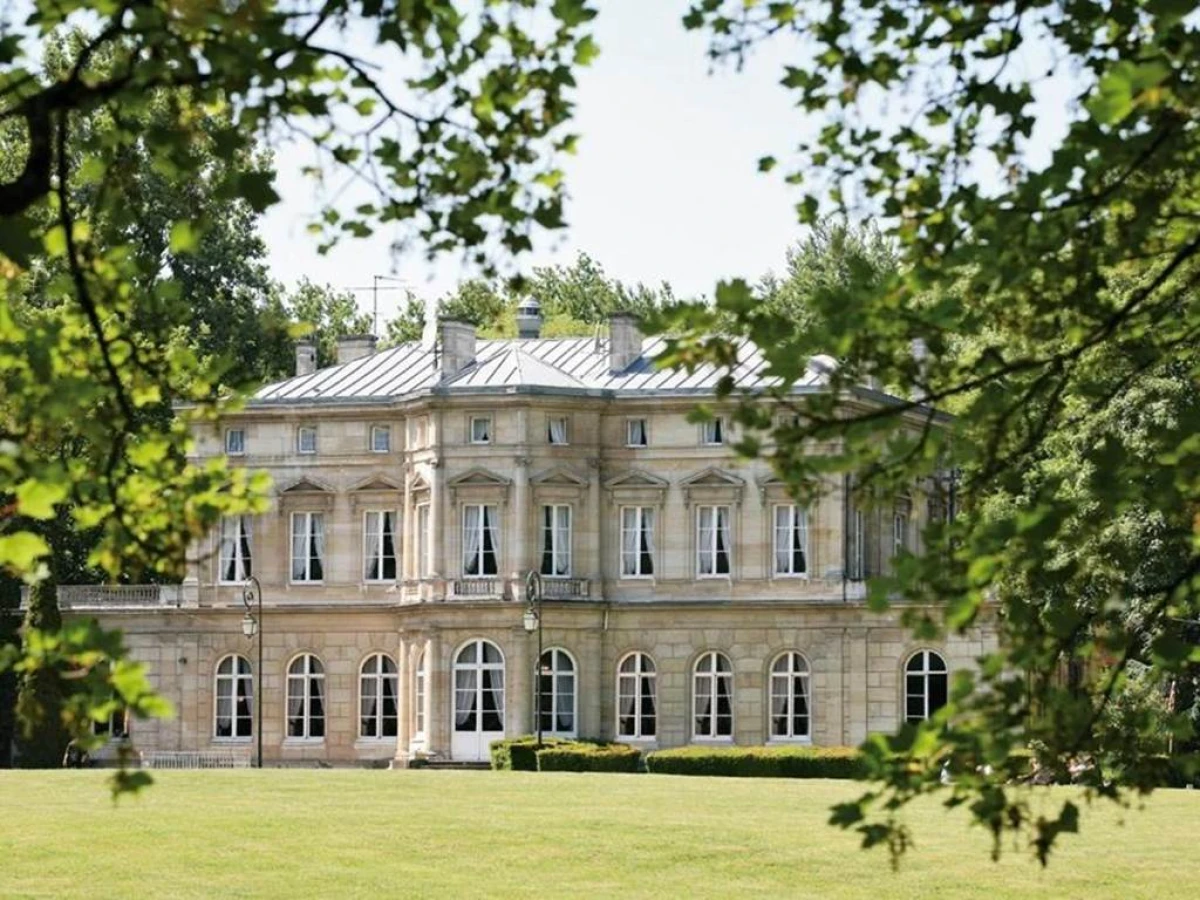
[169,221,199,254]
[0,532,51,572]
[0,214,42,267]
[16,479,68,520]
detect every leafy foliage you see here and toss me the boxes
[665,0,1200,865]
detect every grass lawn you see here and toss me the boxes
[2,770,1198,899]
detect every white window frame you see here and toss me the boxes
[461,503,500,578]
[414,649,427,737]
[290,511,325,584]
[370,424,391,453]
[416,503,431,578]
[469,415,492,444]
[285,653,326,741]
[849,507,865,580]
[692,651,734,741]
[224,428,245,456]
[619,506,655,578]
[616,651,657,740]
[894,496,912,557]
[700,417,725,446]
[904,650,949,724]
[218,515,253,584]
[358,653,399,740]
[625,418,648,447]
[213,654,253,741]
[547,415,569,445]
[539,504,572,578]
[297,425,317,455]
[363,510,398,582]
[773,504,809,578]
[537,647,578,738]
[768,651,812,742]
[696,504,732,578]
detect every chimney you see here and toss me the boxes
[608,312,642,372]
[336,334,377,365]
[515,297,542,339]
[440,318,476,378]
[295,339,316,377]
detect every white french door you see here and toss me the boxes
[451,639,506,761]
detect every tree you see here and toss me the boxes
[284,279,374,369]
[0,1,597,794]
[0,579,19,767]
[14,578,67,768]
[660,0,1200,864]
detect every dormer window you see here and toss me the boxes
[224,428,245,456]
[371,425,391,453]
[626,418,648,447]
[297,426,317,455]
[548,416,569,445]
[700,418,725,446]
[470,416,492,444]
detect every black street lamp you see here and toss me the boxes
[522,570,544,749]
[241,575,264,769]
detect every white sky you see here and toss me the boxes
[260,0,807,321]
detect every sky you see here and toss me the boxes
[259,1,808,323]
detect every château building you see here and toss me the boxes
[78,305,995,764]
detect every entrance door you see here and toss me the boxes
[451,639,505,761]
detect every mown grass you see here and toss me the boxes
[1,770,1197,899]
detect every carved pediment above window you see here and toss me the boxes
[680,467,745,507]
[604,469,669,503]
[408,471,432,496]
[448,467,511,504]
[349,474,402,512]
[277,476,336,512]
[532,465,589,503]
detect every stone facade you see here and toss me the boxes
[81,319,991,764]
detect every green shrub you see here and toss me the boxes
[535,742,641,773]
[490,736,594,771]
[644,745,865,779]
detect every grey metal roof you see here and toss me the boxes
[251,336,826,406]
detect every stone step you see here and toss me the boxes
[406,760,491,771]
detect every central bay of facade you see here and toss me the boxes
[90,312,991,764]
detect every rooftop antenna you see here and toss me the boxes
[422,292,440,371]
[371,274,409,335]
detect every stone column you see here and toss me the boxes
[401,467,414,582]
[394,635,411,766]
[511,456,531,598]
[588,458,602,589]
[420,635,433,748]
[429,460,444,598]
[509,626,533,737]
[426,631,448,758]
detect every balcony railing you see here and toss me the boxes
[19,585,182,610]
[541,578,590,600]
[450,579,506,600]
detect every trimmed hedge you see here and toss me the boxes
[645,745,865,779]
[490,736,576,771]
[536,743,641,773]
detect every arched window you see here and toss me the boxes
[769,652,811,740]
[359,653,398,739]
[538,648,577,737]
[454,639,505,734]
[904,650,948,723]
[617,652,656,739]
[414,649,427,737]
[692,651,733,739]
[214,654,253,740]
[286,653,326,739]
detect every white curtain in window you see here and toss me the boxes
[553,506,570,575]
[455,669,477,727]
[311,514,325,580]
[481,505,498,574]
[628,419,646,445]
[774,507,791,574]
[621,508,638,575]
[641,509,655,575]
[716,507,730,573]
[365,512,383,580]
[698,507,715,575]
[463,505,482,574]
[291,515,306,581]
[549,418,568,444]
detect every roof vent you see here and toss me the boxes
[516,298,542,339]
[336,334,377,365]
[440,319,476,379]
[295,340,316,377]
[608,312,642,373]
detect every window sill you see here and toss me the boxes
[282,738,325,746]
[288,581,325,587]
[771,573,810,581]
[354,737,398,748]
[212,737,252,745]
[690,737,735,745]
[766,737,813,746]
[618,575,655,582]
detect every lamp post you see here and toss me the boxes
[522,570,544,749]
[241,575,264,769]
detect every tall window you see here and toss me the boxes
[414,649,427,736]
[893,495,912,557]
[462,504,499,577]
[219,515,253,583]
[773,505,808,576]
[359,653,398,739]
[693,651,733,740]
[364,510,398,581]
[416,503,431,577]
[469,416,491,444]
[454,639,505,733]
[700,418,725,445]
[286,653,325,739]
[224,428,245,456]
[540,505,572,577]
[547,416,569,445]
[538,648,577,737]
[769,652,811,740]
[214,654,253,740]
[617,652,656,739]
[371,425,391,453]
[620,507,655,577]
[905,650,948,723]
[626,418,648,447]
[848,507,865,580]
[297,425,317,454]
[696,505,732,577]
[290,512,325,582]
